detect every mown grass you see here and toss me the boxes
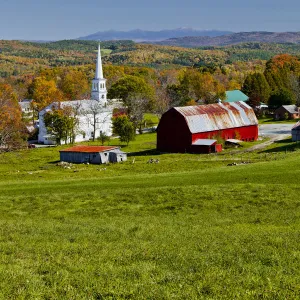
[143,113,159,126]
[1,133,300,299]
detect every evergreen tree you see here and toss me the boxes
[242,72,271,105]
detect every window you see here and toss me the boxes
[83,132,86,138]
[104,153,107,156]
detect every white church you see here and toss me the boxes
[38,44,117,145]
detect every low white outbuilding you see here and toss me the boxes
[59,145,127,164]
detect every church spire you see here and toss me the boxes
[91,43,107,104]
[95,43,104,79]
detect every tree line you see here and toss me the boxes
[1,53,300,150]
[242,54,300,110]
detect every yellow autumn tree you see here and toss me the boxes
[59,70,90,100]
[27,76,63,111]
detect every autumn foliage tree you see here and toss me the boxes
[59,70,90,100]
[264,54,300,106]
[167,69,226,105]
[0,83,26,151]
[27,76,63,112]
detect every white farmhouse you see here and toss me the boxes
[38,44,116,145]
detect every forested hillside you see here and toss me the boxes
[1,40,300,79]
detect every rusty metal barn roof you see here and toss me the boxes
[174,101,258,133]
[60,146,119,153]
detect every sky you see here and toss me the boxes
[0,0,300,40]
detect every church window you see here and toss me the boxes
[102,95,104,99]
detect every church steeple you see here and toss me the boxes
[91,43,107,104]
[95,43,103,79]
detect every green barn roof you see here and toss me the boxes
[224,90,249,103]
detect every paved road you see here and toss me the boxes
[259,124,294,137]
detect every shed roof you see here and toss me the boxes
[110,148,127,154]
[174,101,258,134]
[192,139,217,146]
[60,146,119,153]
[224,90,249,103]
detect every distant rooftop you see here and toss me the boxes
[281,105,299,114]
[224,90,249,103]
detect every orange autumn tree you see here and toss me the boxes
[27,76,63,112]
[0,83,26,151]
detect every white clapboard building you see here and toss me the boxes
[38,44,116,145]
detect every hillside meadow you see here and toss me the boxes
[0,133,300,299]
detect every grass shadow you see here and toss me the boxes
[261,138,300,153]
[271,138,293,144]
[127,149,161,157]
[49,160,61,164]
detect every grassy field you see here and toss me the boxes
[1,133,300,299]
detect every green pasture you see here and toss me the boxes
[0,133,300,299]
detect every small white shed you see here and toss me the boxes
[43,134,57,145]
[59,145,127,164]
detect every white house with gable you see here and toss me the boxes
[38,44,117,145]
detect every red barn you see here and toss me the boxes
[157,101,258,153]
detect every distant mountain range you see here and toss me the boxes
[77,28,233,42]
[153,32,300,47]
